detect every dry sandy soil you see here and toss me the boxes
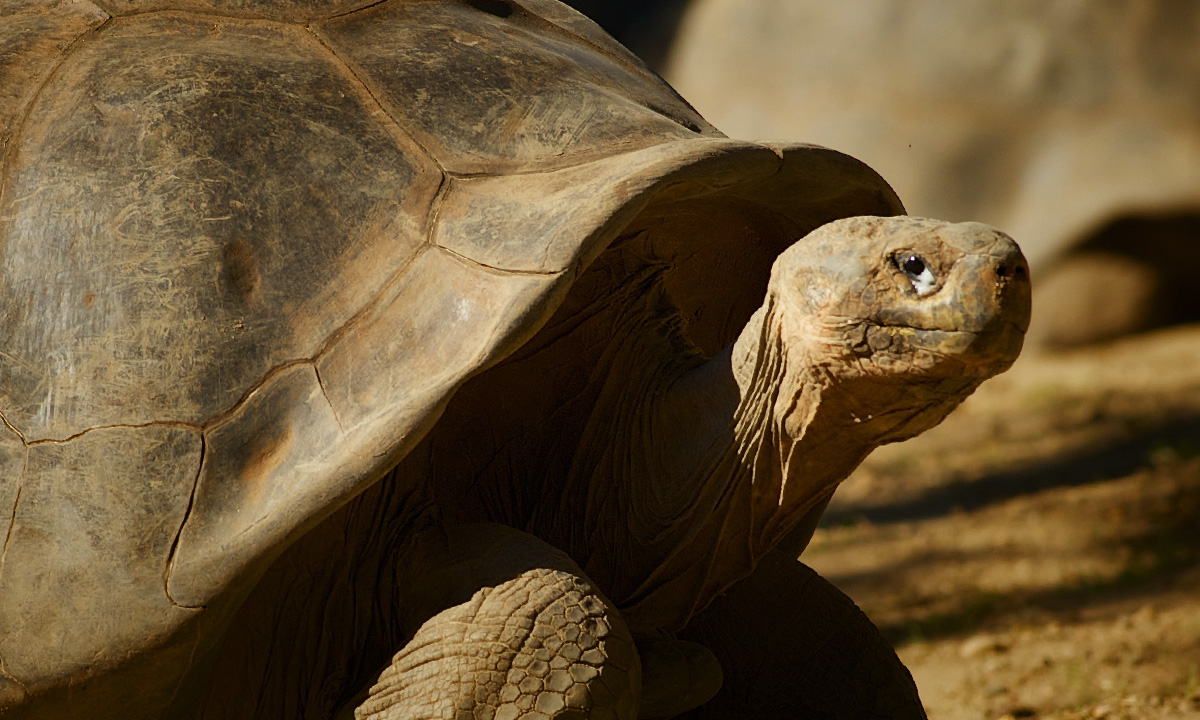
[805,323,1200,720]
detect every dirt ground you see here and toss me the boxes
[804,323,1200,720]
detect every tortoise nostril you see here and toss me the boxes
[995,258,1029,283]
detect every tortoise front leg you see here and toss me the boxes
[351,523,641,720]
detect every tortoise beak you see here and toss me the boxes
[968,237,1032,365]
[956,235,1032,358]
[971,233,1032,332]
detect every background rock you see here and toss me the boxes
[660,0,1200,346]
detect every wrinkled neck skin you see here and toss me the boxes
[574,293,961,635]
[658,300,846,562]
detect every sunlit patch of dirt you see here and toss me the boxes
[806,324,1200,720]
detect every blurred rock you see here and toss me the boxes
[665,0,1200,346]
[1030,213,1200,347]
[1030,252,1158,348]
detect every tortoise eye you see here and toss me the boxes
[901,255,925,276]
[895,253,937,296]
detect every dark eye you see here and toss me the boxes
[895,253,937,296]
[902,255,925,276]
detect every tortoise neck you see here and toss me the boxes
[605,300,873,632]
[725,301,878,551]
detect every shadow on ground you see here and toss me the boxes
[823,414,1200,528]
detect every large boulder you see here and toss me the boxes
[666,0,1200,345]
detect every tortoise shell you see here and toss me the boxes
[0,0,901,711]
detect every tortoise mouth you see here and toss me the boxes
[866,317,1028,336]
[857,319,1026,372]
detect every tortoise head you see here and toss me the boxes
[749,215,1031,448]
[615,215,1031,632]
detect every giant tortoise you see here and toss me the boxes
[0,0,1031,718]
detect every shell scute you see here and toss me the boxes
[169,361,346,606]
[315,0,714,175]
[0,0,108,162]
[0,425,201,705]
[0,14,440,441]
[171,247,559,607]
[315,246,560,454]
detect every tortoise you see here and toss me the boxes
[0,0,1031,718]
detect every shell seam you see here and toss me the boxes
[26,420,203,446]
[18,358,307,445]
[0,445,28,596]
[422,167,451,256]
[305,175,449,364]
[0,412,26,447]
[0,654,29,704]
[164,435,207,610]
[302,22,449,176]
[0,457,24,566]
[23,358,316,444]
[81,3,381,23]
[0,9,113,256]
[434,239,562,277]
[315,0,395,22]
[297,20,479,363]
[199,359,316,434]
[313,364,346,435]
